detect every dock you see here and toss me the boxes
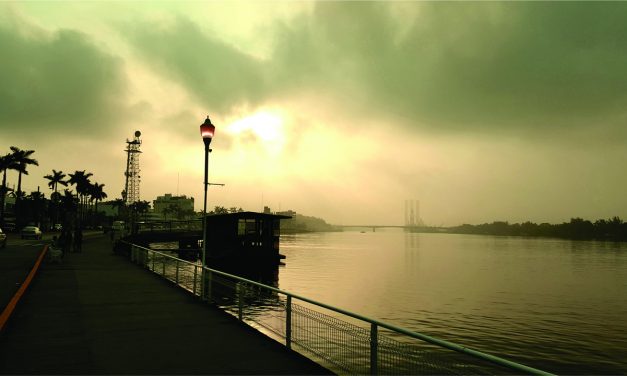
[0,233,331,374]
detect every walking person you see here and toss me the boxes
[60,229,71,256]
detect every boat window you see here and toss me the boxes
[238,219,246,236]
[245,219,257,235]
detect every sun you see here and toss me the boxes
[226,111,286,153]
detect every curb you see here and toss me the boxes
[0,245,49,333]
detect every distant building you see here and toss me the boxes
[153,193,195,219]
[263,206,272,214]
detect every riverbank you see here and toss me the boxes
[280,213,341,233]
[448,216,627,242]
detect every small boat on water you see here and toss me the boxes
[204,211,291,268]
[116,212,292,270]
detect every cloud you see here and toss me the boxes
[0,18,129,139]
[124,2,627,139]
[273,2,627,134]
[124,16,267,113]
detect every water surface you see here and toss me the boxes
[277,230,627,374]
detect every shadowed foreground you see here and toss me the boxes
[0,234,331,375]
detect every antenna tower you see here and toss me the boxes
[124,130,142,205]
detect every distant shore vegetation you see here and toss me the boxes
[281,214,341,234]
[449,217,627,241]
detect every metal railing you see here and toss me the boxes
[125,241,553,375]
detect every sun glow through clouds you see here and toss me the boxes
[227,111,283,141]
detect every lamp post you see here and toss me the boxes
[200,116,215,299]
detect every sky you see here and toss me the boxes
[1,1,627,226]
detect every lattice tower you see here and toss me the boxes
[124,130,142,205]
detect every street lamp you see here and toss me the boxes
[200,116,215,300]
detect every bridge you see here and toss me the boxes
[335,225,449,233]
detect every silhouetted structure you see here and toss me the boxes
[405,199,423,227]
[123,131,142,205]
[116,212,292,269]
[205,212,291,268]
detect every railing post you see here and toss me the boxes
[193,266,198,296]
[206,270,212,302]
[201,267,209,301]
[162,255,166,276]
[370,323,378,375]
[151,251,155,271]
[175,260,180,284]
[286,295,292,349]
[238,283,243,321]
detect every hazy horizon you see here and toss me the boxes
[2,2,627,226]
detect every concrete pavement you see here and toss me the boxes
[0,233,331,375]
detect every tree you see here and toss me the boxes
[44,169,68,194]
[26,190,47,228]
[9,147,38,199]
[89,182,107,226]
[110,198,126,220]
[0,153,16,225]
[131,200,150,221]
[68,170,93,226]
[44,169,68,226]
[211,206,229,215]
[9,147,38,225]
[162,203,178,220]
[59,189,78,228]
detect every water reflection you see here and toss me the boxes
[150,233,627,374]
[277,230,627,375]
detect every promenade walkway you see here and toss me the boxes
[0,234,331,374]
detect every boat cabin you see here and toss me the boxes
[204,211,291,266]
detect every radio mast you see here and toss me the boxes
[123,130,142,205]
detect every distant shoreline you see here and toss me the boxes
[446,217,627,242]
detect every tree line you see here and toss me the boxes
[449,216,627,241]
[0,146,109,230]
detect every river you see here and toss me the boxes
[275,229,627,374]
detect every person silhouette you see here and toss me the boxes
[74,228,83,253]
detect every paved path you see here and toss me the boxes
[0,234,331,374]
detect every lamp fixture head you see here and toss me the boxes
[200,116,216,144]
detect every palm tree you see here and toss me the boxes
[0,153,16,225]
[9,146,38,199]
[45,169,68,226]
[44,170,68,194]
[89,182,107,226]
[68,170,93,226]
[59,189,78,228]
[27,190,46,228]
[9,147,38,225]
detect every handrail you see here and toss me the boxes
[122,240,553,375]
